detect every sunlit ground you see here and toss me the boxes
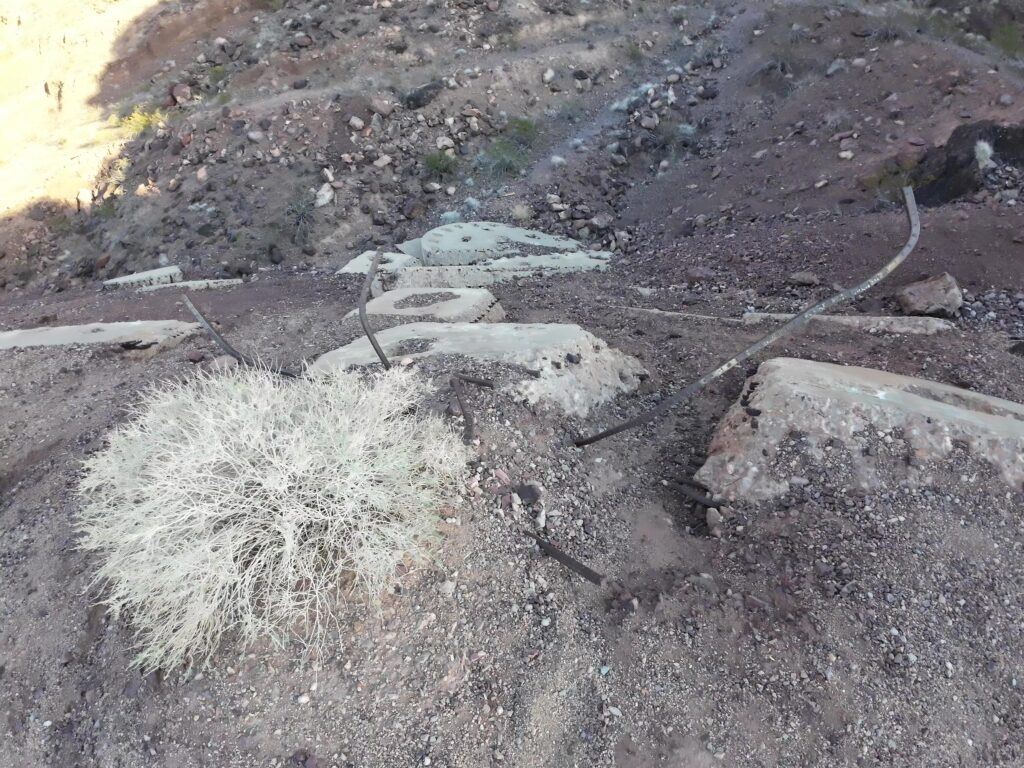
[0,0,160,215]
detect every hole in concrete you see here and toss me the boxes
[392,291,459,309]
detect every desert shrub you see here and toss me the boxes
[422,150,458,178]
[116,104,167,138]
[286,188,316,244]
[77,367,468,671]
[504,117,540,147]
[483,138,528,177]
[991,22,1024,57]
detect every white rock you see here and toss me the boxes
[315,183,335,207]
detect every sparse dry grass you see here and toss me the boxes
[77,367,468,671]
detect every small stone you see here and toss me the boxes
[247,130,263,142]
[706,507,723,528]
[404,80,444,109]
[515,482,544,505]
[838,150,854,160]
[372,154,393,168]
[292,78,308,90]
[826,59,847,77]
[788,271,820,286]
[171,83,192,105]
[349,116,365,130]
[370,98,394,117]
[296,694,310,705]
[542,68,555,84]
[998,93,1014,107]
[315,183,335,207]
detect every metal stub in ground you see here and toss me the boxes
[696,357,1024,501]
[0,320,200,350]
[309,321,645,417]
[343,288,505,323]
[102,266,183,289]
[340,224,612,290]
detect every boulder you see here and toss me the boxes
[696,357,1024,501]
[896,272,962,317]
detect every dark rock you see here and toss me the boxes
[896,272,963,317]
[404,80,444,110]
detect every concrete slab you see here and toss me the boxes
[138,278,244,293]
[393,252,611,289]
[336,251,420,276]
[413,222,586,266]
[696,357,1024,501]
[345,225,612,291]
[0,320,199,350]
[741,312,956,335]
[103,266,183,289]
[343,288,505,323]
[310,322,645,417]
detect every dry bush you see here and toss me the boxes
[77,367,468,671]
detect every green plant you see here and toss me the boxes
[991,23,1024,57]
[77,367,468,671]
[625,40,644,63]
[207,65,229,88]
[116,104,167,138]
[286,189,316,244]
[93,198,117,218]
[422,150,458,178]
[483,138,528,177]
[505,117,540,148]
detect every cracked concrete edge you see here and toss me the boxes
[138,279,244,293]
[102,266,183,288]
[696,357,1024,501]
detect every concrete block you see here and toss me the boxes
[310,322,645,417]
[0,321,199,350]
[103,266,183,289]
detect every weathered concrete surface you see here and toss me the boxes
[697,357,1024,501]
[102,266,183,289]
[392,252,610,289]
[310,322,645,416]
[339,225,612,291]
[0,320,199,350]
[742,312,956,335]
[336,251,420,276]
[401,222,585,266]
[138,278,243,293]
[343,288,505,323]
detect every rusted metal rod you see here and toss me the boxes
[575,186,920,447]
[182,294,299,377]
[524,531,605,585]
[358,251,391,369]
